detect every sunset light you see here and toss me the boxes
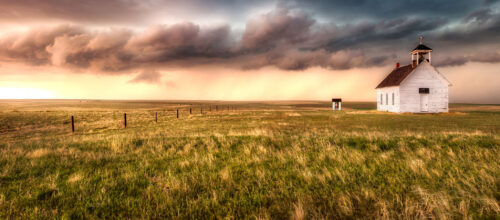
[0,87,54,99]
[0,0,499,218]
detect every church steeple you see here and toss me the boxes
[411,36,432,67]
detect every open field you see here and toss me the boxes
[0,100,499,219]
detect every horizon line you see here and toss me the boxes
[0,99,499,105]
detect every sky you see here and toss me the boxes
[0,0,499,103]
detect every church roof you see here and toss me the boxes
[375,64,415,88]
[412,44,432,51]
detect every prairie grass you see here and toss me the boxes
[0,100,499,219]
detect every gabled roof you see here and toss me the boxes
[375,64,415,89]
[412,44,432,51]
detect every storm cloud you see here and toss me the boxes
[435,52,500,67]
[0,7,394,72]
[0,1,499,74]
[0,23,234,72]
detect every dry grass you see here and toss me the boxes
[0,100,498,219]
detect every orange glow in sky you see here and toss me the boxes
[0,1,499,103]
[0,62,498,103]
[0,87,54,99]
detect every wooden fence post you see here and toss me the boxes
[177,109,179,119]
[190,108,192,114]
[71,116,75,133]
[155,112,158,123]
[124,113,127,128]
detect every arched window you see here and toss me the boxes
[380,94,383,105]
[386,93,388,105]
[392,93,395,105]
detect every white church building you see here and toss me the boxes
[376,37,451,113]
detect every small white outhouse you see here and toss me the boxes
[376,37,451,113]
[332,98,342,110]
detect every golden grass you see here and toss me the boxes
[67,173,83,183]
[27,148,51,158]
[0,100,498,219]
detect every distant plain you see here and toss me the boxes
[0,100,498,219]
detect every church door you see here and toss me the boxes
[420,94,429,112]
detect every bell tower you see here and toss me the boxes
[411,36,432,68]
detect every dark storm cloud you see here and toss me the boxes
[465,8,496,22]
[434,56,469,67]
[0,23,233,72]
[0,7,393,72]
[0,25,84,65]
[483,0,499,5]
[240,48,391,71]
[0,2,499,72]
[472,52,500,63]
[291,0,483,21]
[435,52,500,67]
[436,8,500,45]
[240,7,315,51]
[126,23,232,62]
[326,17,447,51]
[1,0,491,27]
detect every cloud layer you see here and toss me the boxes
[0,7,394,73]
[0,2,499,78]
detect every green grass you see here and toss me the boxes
[0,100,499,219]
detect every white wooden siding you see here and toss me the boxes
[399,61,449,113]
[376,61,449,113]
[376,86,400,112]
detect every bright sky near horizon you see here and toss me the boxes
[0,0,499,103]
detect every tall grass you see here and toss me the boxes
[0,100,498,218]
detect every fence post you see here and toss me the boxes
[216,105,218,111]
[124,113,127,128]
[190,108,192,114]
[155,112,158,123]
[71,116,75,133]
[177,109,179,119]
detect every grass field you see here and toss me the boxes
[0,100,499,219]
